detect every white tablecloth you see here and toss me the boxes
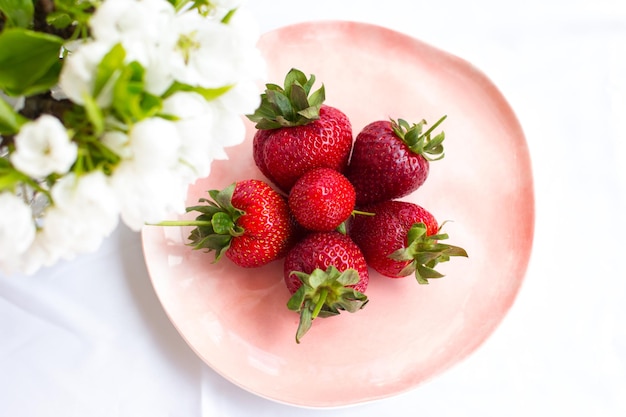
[2,1,625,415]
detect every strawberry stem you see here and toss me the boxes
[151,182,246,262]
[422,115,447,138]
[287,266,368,343]
[391,115,447,161]
[312,288,328,319]
[246,68,326,129]
[390,221,468,284]
[352,209,375,217]
[152,220,214,227]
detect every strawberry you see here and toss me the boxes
[160,179,296,268]
[288,167,356,232]
[349,200,467,284]
[284,231,369,343]
[346,117,447,206]
[247,68,353,193]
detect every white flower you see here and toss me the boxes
[11,236,54,275]
[10,115,77,178]
[162,92,215,178]
[129,117,182,170]
[101,130,132,159]
[224,5,262,50]
[1,0,269,275]
[0,172,118,274]
[173,0,242,20]
[198,82,261,162]
[107,116,187,230]
[134,41,176,96]
[168,11,252,88]
[109,161,188,230]
[0,193,36,269]
[89,0,177,96]
[207,105,246,160]
[217,78,262,118]
[41,172,120,258]
[89,0,176,44]
[58,40,116,107]
[214,0,244,10]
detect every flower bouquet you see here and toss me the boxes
[0,0,265,274]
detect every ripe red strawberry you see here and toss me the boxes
[288,167,356,232]
[349,200,467,284]
[284,231,369,343]
[247,68,353,193]
[346,117,447,206]
[161,179,297,268]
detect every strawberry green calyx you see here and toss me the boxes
[159,183,244,261]
[186,183,245,260]
[389,222,468,284]
[247,68,326,129]
[391,115,447,161]
[287,266,368,343]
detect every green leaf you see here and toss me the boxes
[0,171,21,191]
[212,183,237,213]
[190,233,232,261]
[0,157,50,196]
[316,307,340,318]
[301,73,316,96]
[163,81,233,101]
[167,0,187,9]
[264,83,282,92]
[284,68,307,93]
[139,93,162,118]
[0,29,63,96]
[111,61,163,123]
[46,12,73,29]
[417,264,445,279]
[94,43,126,99]
[267,89,294,120]
[246,68,324,129]
[220,8,237,24]
[307,268,327,288]
[0,158,19,191]
[337,296,368,313]
[407,222,428,244]
[18,59,63,96]
[388,247,413,262]
[0,95,27,135]
[444,244,469,258]
[297,105,322,120]
[336,269,360,286]
[295,304,313,344]
[81,92,104,136]
[186,203,221,217]
[287,285,307,311]
[0,0,34,28]
[307,84,325,108]
[289,84,309,111]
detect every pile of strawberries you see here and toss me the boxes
[180,69,467,343]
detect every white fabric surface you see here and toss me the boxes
[2,0,626,415]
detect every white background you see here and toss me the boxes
[2,0,626,416]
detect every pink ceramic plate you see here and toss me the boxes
[142,21,534,407]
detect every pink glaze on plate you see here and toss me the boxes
[141,21,534,408]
